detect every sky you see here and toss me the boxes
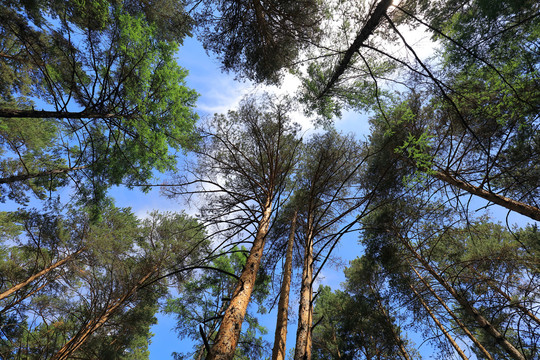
[112,25,450,359]
[99,15,536,360]
[110,34,374,359]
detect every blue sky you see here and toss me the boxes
[106,34,375,359]
[110,30,536,360]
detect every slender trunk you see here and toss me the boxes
[294,222,314,360]
[206,201,273,360]
[51,265,158,360]
[409,264,494,360]
[370,285,412,360]
[469,267,540,327]
[0,275,58,315]
[332,327,342,359]
[306,287,313,360]
[433,169,540,221]
[317,0,393,99]
[400,236,526,360]
[272,211,297,360]
[0,165,89,184]
[409,284,469,360]
[0,248,83,301]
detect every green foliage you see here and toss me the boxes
[0,1,199,209]
[193,0,322,84]
[164,248,270,360]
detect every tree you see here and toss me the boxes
[311,257,416,360]
[165,248,270,360]
[0,205,208,359]
[191,0,322,83]
[271,210,297,360]
[289,130,368,360]
[0,1,199,209]
[165,94,301,360]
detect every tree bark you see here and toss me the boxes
[433,169,540,221]
[272,211,297,360]
[294,220,314,360]
[206,201,273,360]
[0,248,83,301]
[409,264,494,360]
[409,283,469,360]
[400,236,526,360]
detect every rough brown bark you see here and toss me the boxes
[51,265,158,360]
[409,264,494,360]
[272,211,298,360]
[409,284,469,360]
[294,221,314,360]
[0,248,83,301]
[433,169,540,221]
[317,0,393,99]
[206,202,273,360]
[401,237,526,360]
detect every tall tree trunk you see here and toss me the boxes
[0,248,83,301]
[206,201,273,360]
[409,264,494,360]
[272,211,297,360]
[294,221,314,360]
[370,285,412,360]
[409,284,469,360]
[50,265,158,360]
[432,169,540,221]
[400,236,526,360]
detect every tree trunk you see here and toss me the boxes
[51,265,158,360]
[409,284,469,360]
[409,264,494,360]
[400,236,526,360]
[294,222,314,360]
[272,211,297,360]
[206,201,273,360]
[433,169,540,221]
[317,0,393,99]
[0,248,83,301]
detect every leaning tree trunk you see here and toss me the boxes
[409,283,469,360]
[51,264,158,360]
[432,169,540,221]
[272,211,297,360]
[409,264,494,360]
[294,221,315,360]
[0,248,84,301]
[206,201,273,360]
[400,236,526,360]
